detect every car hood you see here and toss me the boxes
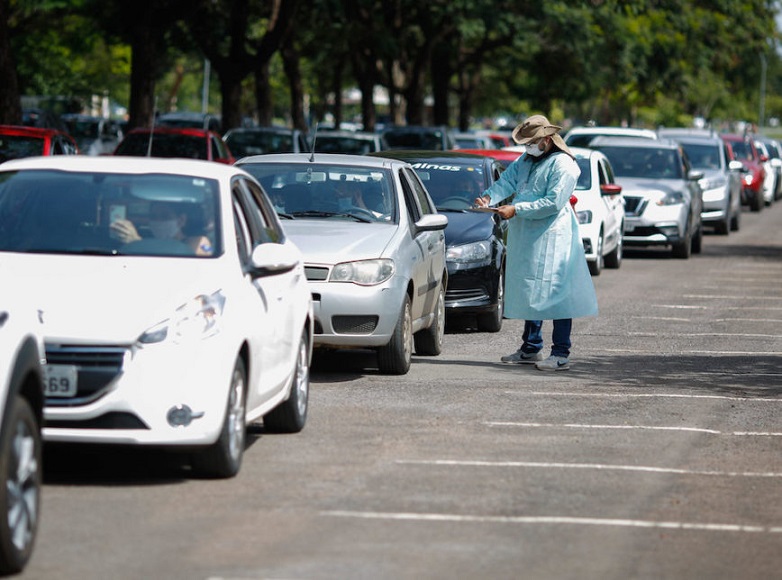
[282,220,396,263]
[615,176,683,196]
[0,254,221,342]
[439,210,496,246]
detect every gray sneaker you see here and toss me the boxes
[535,355,570,371]
[500,350,544,364]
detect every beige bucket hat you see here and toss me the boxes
[512,114,573,157]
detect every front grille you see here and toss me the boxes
[45,412,148,430]
[331,315,378,334]
[624,197,648,216]
[446,288,487,302]
[305,266,329,281]
[44,344,128,406]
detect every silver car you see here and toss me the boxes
[237,153,448,375]
[590,137,704,259]
[658,129,743,235]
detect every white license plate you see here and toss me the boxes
[43,365,78,398]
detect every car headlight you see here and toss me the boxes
[139,290,226,345]
[446,240,492,263]
[330,259,394,285]
[743,173,755,187]
[576,210,592,224]
[656,191,684,206]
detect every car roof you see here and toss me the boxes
[565,126,657,138]
[127,127,215,137]
[569,146,609,159]
[237,152,408,169]
[0,154,248,180]
[0,124,66,138]
[370,149,487,163]
[226,126,301,134]
[589,136,680,149]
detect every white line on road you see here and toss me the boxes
[515,391,782,403]
[322,510,782,534]
[485,422,782,436]
[396,459,782,478]
[626,332,782,338]
[600,348,782,355]
[654,304,782,310]
[683,294,782,300]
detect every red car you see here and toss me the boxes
[720,133,765,212]
[0,125,79,162]
[114,127,235,164]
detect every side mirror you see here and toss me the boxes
[728,160,745,172]
[249,242,301,277]
[600,183,622,196]
[415,213,448,233]
[687,169,705,181]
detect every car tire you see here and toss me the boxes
[671,225,692,259]
[264,328,310,433]
[714,212,730,236]
[730,207,741,232]
[378,295,412,375]
[604,230,622,269]
[691,223,703,254]
[191,358,247,479]
[750,189,763,212]
[414,283,445,355]
[0,396,41,575]
[477,270,504,333]
[588,233,604,276]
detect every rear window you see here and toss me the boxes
[116,133,207,159]
[594,146,682,179]
[0,135,45,161]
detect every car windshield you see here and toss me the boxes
[226,132,294,156]
[596,146,683,179]
[240,163,397,223]
[575,158,592,190]
[0,135,44,161]
[315,136,378,154]
[680,143,721,170]
[116,133,207,159]
[729,140,755,161]
[384,130,445,150]
[0,170,221,257]
[408,162,484,210]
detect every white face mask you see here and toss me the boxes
[149,218,180,239]
[525,142,545,157]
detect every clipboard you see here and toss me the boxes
[472,206,501,213]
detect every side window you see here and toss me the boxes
[598,160,607,186]
[404,167,435,215]
[51,139,64,155]
[240,178,284,244]
[398,168,422,222]
[232,193,252,261]
[211,137,222,161]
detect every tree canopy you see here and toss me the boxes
[2,0,781,132]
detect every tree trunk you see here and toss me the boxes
[0,0,21,125]
[128,25,158,129]
[219,67,245,132]
[254,61,273,126]
[431,49,451,127]
[281,37,306,131]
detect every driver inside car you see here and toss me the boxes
[110,201,213,256]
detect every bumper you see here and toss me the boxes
[623,204,688,246]
[310,276,407,348]
[444,262,501,315]
[43,335,237,446]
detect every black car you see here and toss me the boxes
[370,150,507,331]
[381,126,457,151]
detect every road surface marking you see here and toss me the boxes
[485,422,782,437]
[516,391,782,403]
[396,459,782,478]
[322,511,782,533]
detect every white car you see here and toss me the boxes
[571,147,625,275]
[237,153,448,375]
[0,305,44,574]
[564,126,658,148]
[0,156,313,479]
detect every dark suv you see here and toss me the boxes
[381,126,456,151]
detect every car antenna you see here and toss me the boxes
[309,122,319,162]
[147,96,158,157]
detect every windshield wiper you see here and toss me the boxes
[289,210,372,223]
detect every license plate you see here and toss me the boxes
[43,365,78,398]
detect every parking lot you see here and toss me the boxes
[21,202,782,580]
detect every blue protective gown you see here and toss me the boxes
[482,151,598,320]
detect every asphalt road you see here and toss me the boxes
[23,202,782,580]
